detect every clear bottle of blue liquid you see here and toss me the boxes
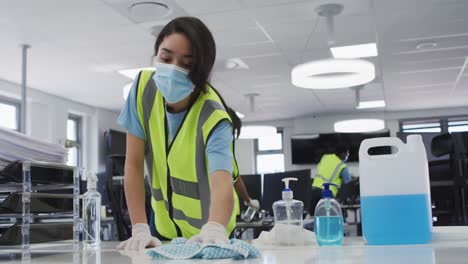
[314,183,344,246]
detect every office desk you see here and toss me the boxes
[2,227,468,263]
[235,219,274,239]
[341,204,362,236]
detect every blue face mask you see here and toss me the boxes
[153,63,194,104]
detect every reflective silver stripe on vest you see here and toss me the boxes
[328,161,345,183]
[317,161,345,184]
[171,177,200,199]
[152,188,170,210]
[140,74,159,203]
[152,187,164,200]
[173,208,205,228]
[190,99,225,229]
[152,187,170,212]
[316,174,328,182]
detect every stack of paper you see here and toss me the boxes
[0,127,67,169]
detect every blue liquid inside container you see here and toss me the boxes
[361,194,432,245]
[315,216,344,246]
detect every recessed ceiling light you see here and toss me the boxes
[291,134,319,139]
[357,100,386,109]
[235,111,245,119]
[239,126,276,139]
[291,59,375,89]
[331,43,378,59]
[123,83,132,100]
[334,119,385,133]
[118,67,154,79]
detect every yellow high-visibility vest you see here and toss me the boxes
[136,70,237,239]
[312,154,347,197]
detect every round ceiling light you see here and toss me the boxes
[334,119,385,133]
[239,126,277,139]
[291,59,375,89]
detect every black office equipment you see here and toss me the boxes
[0,160,74,184]
[291,131,391,164]
[0,192,73,213]
[0,161,78,246]
[261,170,311,215]
[105,155,131,241]
[0,222,73,245]
[238,174,262,213]
[104,129,127,156]
[430,132,468,225]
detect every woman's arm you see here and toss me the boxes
[208,170,234,227]
[124,132,147,225]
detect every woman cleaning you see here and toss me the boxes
[117,17,237,250]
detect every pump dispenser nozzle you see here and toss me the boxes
[85,169,98,190]
[282,177,298,200]
[322,183,337,198]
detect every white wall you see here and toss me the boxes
[235,139,255,175]
[0,78,123,173]
[241,106,468,176]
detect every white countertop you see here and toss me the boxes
[1,227,468,264]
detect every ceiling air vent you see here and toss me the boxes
[129,2,172,23]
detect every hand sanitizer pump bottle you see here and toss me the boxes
[272,177,304,246]
[314,183,344,246]
[82,170,101,249]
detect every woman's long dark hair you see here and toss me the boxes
[226,107,242,139]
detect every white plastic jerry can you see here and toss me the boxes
[359,135,432,245]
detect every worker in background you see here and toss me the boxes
[309,145,352,214]
[227,107,260,213]
[117,17,238,250]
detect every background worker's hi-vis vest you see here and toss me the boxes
[136,70,237,239]
[312,154,347,197]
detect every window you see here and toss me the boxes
[66,115,82,167]
[448,118,468,133]
[0,98,20,131]
[400,116,468,134]
[401,120,441,133]
[255,130,285,174]
[256,154,285,174]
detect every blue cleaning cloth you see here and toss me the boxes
[147,238,261,260]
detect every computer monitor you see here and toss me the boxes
[238,174,261,212]
[261,169,311,214]
[105,129,127,156]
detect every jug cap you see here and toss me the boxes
[322,183,337,199]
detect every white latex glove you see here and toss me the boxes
[117,223,161,251]
[248,199,260,210]
[187,222,228,245]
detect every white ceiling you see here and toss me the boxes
[1,0,467,122]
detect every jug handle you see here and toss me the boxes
[359,137,404,160]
